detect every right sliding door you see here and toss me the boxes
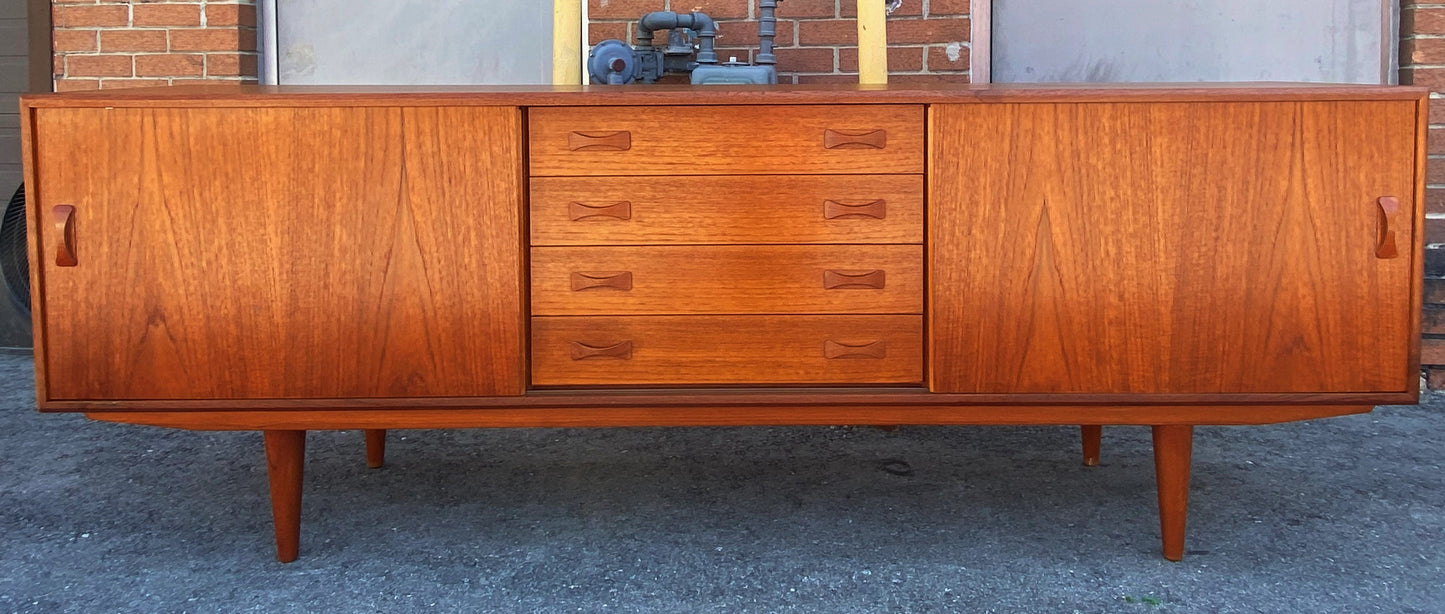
[928,100,1419,394]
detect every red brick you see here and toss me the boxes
[927,42,970,71]
[53,30,99,52]
[1431,126,1445,154]
[100,30,168,53]
[54,78,101,92]
[679,0,750,19]
[100,78,171,89]
[206,53,259,77]
[1430,98,1445,124]
[773,47,834,72]
[839,45,924,72]
[589,22,631,45]
[1404,7,1445,36]
[135,53,204,77]
[843,0,922,17]
[1427,187,1445,214]
[796,73,858,84]
[67,54,134,77]
[889,73,969,83]
[133,4,202,27]
[779,0,835,18]
[1426,337,1445,367]
[886,17,969,44]
[588,0,665,20]
[53,4,129,28]
[1404,38,1445,66]
[207,4,257,28]
[1428,217,1445,243]
[171,28,256,52]
[716,19,794,47]
[929,0,971,16]
[797,20,856,45]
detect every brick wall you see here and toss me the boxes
[588,0,973,83]
[1401,2,1445,388]
[50,0,257,91]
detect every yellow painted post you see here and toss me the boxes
[553,0,583,85]
[856,0,888,84]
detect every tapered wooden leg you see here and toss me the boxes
[364,429,386,468]
[263,430,306,563]
[1080,425,1102,466]
[1152,425,1194,562]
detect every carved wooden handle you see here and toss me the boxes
[571,341,633,360]
[1376,196,1400,259]
[823,129,887,150]
[569,201,633,221]
[53,205,77,267]
[823,269,885,289]
[571,271,634,291]
[568,131,632,151]
[824,339,886,359]
[823,199,887,220]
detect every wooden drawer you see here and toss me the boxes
[530,175,923,245]
[531,245,923,315]
[531,315,923,386]
[528,105,923,176]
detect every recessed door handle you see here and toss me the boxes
[823,199,887,220]
[568,131,632,151]
[569,201,632,221]
[1376,196,1400,259]
[824,339,886,359]
[571,272,634,291]
[53,205,77,267]
[823,129,887,149]
[823,269,885,289]
[571,341,633,360]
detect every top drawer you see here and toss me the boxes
[528,105,924,176]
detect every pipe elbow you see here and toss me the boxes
[637,11,680,35]
[687,12,716,36]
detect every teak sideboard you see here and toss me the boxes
[18,84,1426,563]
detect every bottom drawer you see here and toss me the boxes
[532,315,923,386]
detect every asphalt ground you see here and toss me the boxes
[2,353,1441,613]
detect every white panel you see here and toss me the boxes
[0,0,22,20]
[993,0,1392,84]
[275,0,552,85]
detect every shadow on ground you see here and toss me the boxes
[1,354,1441,613]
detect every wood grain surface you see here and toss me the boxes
[528,105,924,176]
[530,175,924,245]
[930,101,1418,394]
[532,245,923,315]
[32,106,526,400]
[531,315,923,386]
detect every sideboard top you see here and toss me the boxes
[20,82,1428,109]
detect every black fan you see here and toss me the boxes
[1,184,29,315]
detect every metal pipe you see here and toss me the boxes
[757,0,778,65]
[636,11,718,64]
